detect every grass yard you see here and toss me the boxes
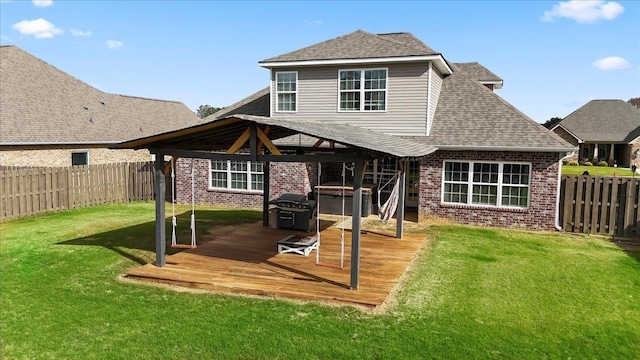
[1,203,639,359]
[562,165,636,177]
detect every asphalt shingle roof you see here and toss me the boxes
[260,29,439,63]
[0,45,202,145]
[556,100,640,142]
[418,69,573,150]
[453,62,502,83]
[210,87,270,119]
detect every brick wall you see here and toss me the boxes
[419,150,560,230]
[0,146,151,167]
[552,127,579,146]
[175,158,317,208]
[174,152,560,231]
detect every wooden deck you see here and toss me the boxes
[124,222,427,308]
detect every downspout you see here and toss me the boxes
[555,151,575,231]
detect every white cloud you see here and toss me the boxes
[106,40,123,50]
[70,28,92,37]
[13,18,63,39]
[593,56,630,70]
[541,0,624,23]
[32,0,53,7]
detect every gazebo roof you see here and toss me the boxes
[112,114,437,159]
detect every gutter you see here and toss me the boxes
[555,151,575,231]
[435,145,577,153]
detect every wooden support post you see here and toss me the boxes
[396,160,406,239]
[250,125,257,161]
[154,153,166,267]
[350,160,364,290]
[262,162,270,227]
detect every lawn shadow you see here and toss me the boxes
[57,209,262,265]
[616,241,640,263]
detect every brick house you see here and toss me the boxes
[168,30,574,230]
[0,45,201,167]
[551,99,640,167]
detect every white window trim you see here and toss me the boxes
[208,160,264,194]
[337,68,388,113]
[440,160,532,209]
[71,151,89,166]
[275,71,297,113]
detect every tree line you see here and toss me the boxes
[196,105,222,119]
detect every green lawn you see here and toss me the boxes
[562,165,636,176]
[1,203,639,359]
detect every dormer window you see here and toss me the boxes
[276,71,297,112]
[339,68,387,112]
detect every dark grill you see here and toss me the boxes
[269,193,316,231]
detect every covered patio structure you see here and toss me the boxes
[113,114,436,291]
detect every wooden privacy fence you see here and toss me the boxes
[0,162,155,220]
[560,175,639,239]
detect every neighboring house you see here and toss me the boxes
[551,100,640,167]
[175,30,574,230]
[0,45,201,167]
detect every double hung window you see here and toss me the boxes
[210,160,264,191]
[339,69,387,111]
[276,72,297,112]
[442,161,530,208]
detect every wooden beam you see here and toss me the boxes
[153,149,376,163]
[154,153,166,267]
[226,127,251,154]
[256,127,281,155]
[313,139,325,148]
[256,126,270,153]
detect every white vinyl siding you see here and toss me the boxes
[270,63,429,136]
[442,161,531,209]
[210,160,264,192]
[427,66,443,135]
[275,71,297,112]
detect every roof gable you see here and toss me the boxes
[558,100,640,142]
[0,46,201,145]
[260,29,438,63]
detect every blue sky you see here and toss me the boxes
[1,0,638,122]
